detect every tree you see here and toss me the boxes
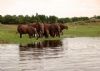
[96,16,100,19]
[35,13,41,23]
[11,15,18,24]
[58,18,71,23]
[30,15,36,23]
[3,15,14,24]
[78,17,89,21]
[17,15,25,24]
[71,17,79,22]
[0,15,3,23]
[24,15,31,23]
[48,16,58,24]
[37,15,48,23]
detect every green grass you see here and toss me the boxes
[64,23,100,37]
[0,22,100,44]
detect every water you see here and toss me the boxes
[0,37,100,71]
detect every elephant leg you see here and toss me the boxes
[57,31,60,37]
[46,30,49,38]
[58,32,60,37]
[60,30,63,35]
[52,32,55,37]
[36,33,39,40]
[28,34,32,38]
[43,31,47,38]
[44,33,48,38]
[50,31,55,37]
[40,32,43,37]
[20,34,22,38]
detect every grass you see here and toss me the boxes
[65,22,100,37]
[0,22,100,44]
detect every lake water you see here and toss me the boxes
[0,37,100,71]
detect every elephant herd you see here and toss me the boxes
[17,23,68,39]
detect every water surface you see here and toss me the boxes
[0,37,100,71]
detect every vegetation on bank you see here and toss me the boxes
[0,14,100,43]
[0,22,100,44]
[0,14,100,24]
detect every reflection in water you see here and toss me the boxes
[20,40,62,48]
[19,40,64,71]
[1,37,100,71]
[19,40,63,59]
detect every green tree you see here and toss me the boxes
[17,15,25,24]
[48,16,58,24]
[78,17,89,21]
[71,17,79,22]
[24,15,31,23]
[0,15,3,23]
[58,18,71,23]
[30,15,36,23]
[37,15,48,23]
[96,16,100,19]
[3,15,14,24]
[35,13,41,23]
[11,15,18,24]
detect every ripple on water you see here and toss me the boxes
[0,37,100,71]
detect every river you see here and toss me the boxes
[0,37,100,71]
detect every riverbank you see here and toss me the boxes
[0,22,100,44]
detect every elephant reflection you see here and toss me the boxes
[19,40,64,71]
[19,40,62,49]
[19,40,63,59]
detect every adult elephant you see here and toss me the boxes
[43,23,51,38]
[49,24,60,37]
[31,22,44,38]
[17,24,37,38]
[59,24,68,35]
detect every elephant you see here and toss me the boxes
[43,23,51,38]
[31,22,44,38]
[17,24,38,38]
[59,24,68,35]
[49,24,60,37]
[31,23,60,38]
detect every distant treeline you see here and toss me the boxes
[0,13,100,24]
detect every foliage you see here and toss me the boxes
[0,14,100,24]
[24,15,31,23]
[17,15,25,24]
[48,16,58,24]
[0,15,3,23]
[58,18,71,23]
[72,17,89,22]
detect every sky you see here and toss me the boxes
[0,0,100,17]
